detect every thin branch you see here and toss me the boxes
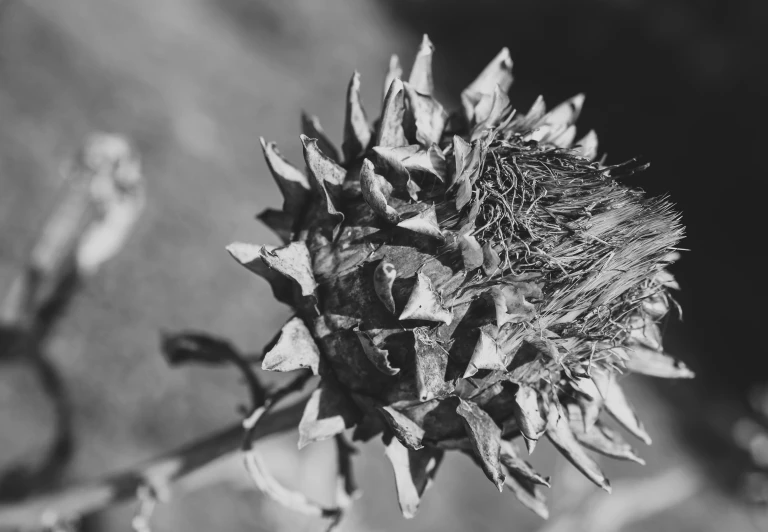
[0,399,308,531]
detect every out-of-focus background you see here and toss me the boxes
[0,0,766,530]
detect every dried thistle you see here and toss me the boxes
[224,36,689,520]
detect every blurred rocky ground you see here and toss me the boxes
[0,0,766,531]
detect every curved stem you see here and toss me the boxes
[0,399,308,531]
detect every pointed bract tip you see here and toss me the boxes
[226,241,264,264]
[419,34,434,51]
[524,437,537,455]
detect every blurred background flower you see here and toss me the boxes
[0,0,765,530]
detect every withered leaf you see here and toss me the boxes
[546,401,612,492]
[256,208,292,244]
[550,124,577,148]
[373,144,447,181]
[461,47,513,123]
[262,316,320,375]
[379,406,425,450]
[513,385,547,453]
[400,272,452,325]
[397,204,444,241]
[596,372,652,445]
[384,437,443,519]
[542,93,585,128]
[373,260,397,314]
[568,405,645,465]
[383,54,403,100]
[301,135,345,236]
[412,327,452,401]
[487,285,535,328]
[259,241,318,298]
[450,136,484,210]
[482,242,501,276]
[226,242,293,304]
[298,381,360,449]
[459,233,484,270]
[408,34,434,95]
[301,112,340,163]
[574,129,598,161]
[377,78,408,148]
[624,344,694,379]
[259,138,310,217]
[354,327,399,376]
[243,449,337,519]
[472,85,514,139]
[301,134,346,188]
[342,71,372,162]
[499,440,551,487]
[463,329,505,378]
[403,84,447,147]
[455,397,505,491]
[360,159,400,224]
[504,470,549,520]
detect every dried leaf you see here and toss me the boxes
[360,159,400,224]
[599,373,652,445]
[226,242,293,304]
[499,440,551,487]
[301,112,340,163]
[482,242,501,276]
[354,327,399,376]
[455,397,505,491]
[510,95,546,132]
[383,54,403,100]
[244,450,338,519]
[256,208,292,244]
[461,48,514,122]
[546,402,611,492]
[413,327,452,400]
[377,78,408,148]
[487,285,536,328]
[373,260,397,314]
[408,34,434,95]
[400,272,452,325]
[300,134,346,188]
[472,85,513,139]
[504,471,550,519]
[624,344,694,379]
[301,135,345,236]
[384,437,443,519]
[574,129,598,161]
[298,381,360,449]
[259,138,310,216]
[397,205,444,241]
[259,241,317,298]
[373,144,447,181]
[459,233,484,270]
[450,135,487,210]
[568,405,645,465]
[342,71,372,162]
[550,124,577,149]
[542,93,585,128]
[379,406,425,450]
[262,317,320,374]
[463,330,505,378]
[403,83,447,146]
[513,385,547,453]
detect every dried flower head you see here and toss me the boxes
[230,36,690,519]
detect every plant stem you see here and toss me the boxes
[0,399,308,531]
